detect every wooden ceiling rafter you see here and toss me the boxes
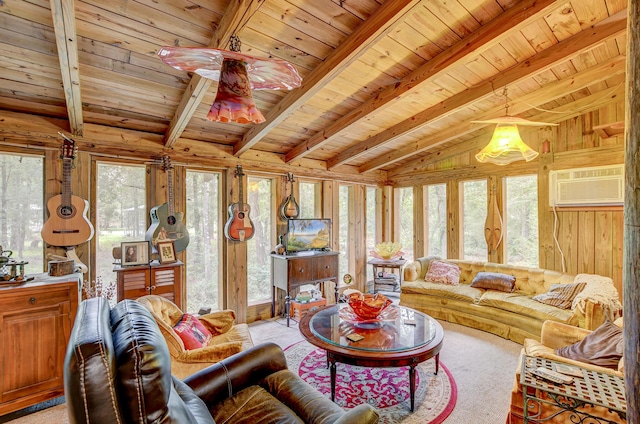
[358,11,628,173]
[287,0,564,166]
[163,0,264,148]
[388,81,627,179]
[388,82,624,184]
[232,0,424,157]
[50,0,83,136]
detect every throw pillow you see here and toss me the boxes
[556,321,624,369]
[470,272,516,292]
[425,260,460,285]
[532,282,586,309]
[173,313,212,350]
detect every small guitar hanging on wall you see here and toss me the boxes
[279,172,300,221]
[224,165,255,241]
[41,133,95,247]
[145,155,190,253]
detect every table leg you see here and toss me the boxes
[328,355,337,402]
[285,292,291,327]
[434,352,440,375]
[409,364,416,412]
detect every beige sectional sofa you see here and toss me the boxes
[400,256,620,344]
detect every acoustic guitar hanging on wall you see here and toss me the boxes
[224,165,255,241]
[279,172,300,221]
[41,133,95,247]
[145,155,190,253]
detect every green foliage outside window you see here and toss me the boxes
[398,187,414,262]
[0,154,44,272]
[462,180,488,261]
[247,177,273,303]
[505,175,539,267]
[186,171,220,312]
[427,184,447,257]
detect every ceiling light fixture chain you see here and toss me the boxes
[229,35,242,53]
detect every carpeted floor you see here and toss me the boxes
[1,316,522,424]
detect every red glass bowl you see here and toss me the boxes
[347,293,393,320]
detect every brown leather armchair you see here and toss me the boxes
[64,298,380,424]
[137,294,254,379]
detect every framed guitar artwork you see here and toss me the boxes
[224,165,255,242]
[145,156,190,253]
[41,133,95,247]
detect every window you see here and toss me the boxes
[95,163,146,282]
[427,184,447,257]
[338,185,353,278]
[366,186,377,282]
[246,176,274,303]
[398,187,414,262]
[0,153,44,272]
[462,179,487,261]
[298,181,320,218]
[505,175,539,267]
[185,170,222,312]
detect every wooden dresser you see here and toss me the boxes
[0,274,81,415]
[113,260,183,308]
[271,252,339,326]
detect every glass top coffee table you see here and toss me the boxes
[299,303,444,411]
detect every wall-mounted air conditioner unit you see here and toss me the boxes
[549,164,624,207]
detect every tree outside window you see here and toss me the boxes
[247,176,274,303]
[427,184,447,257]
[186,171,221,312]
[462,180,487,261]
[398,187,414,262]
[505,175,539,267]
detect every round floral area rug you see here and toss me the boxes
[284,341,457,423]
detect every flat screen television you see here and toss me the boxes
[286,219,331,253]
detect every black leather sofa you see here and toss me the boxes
[64,297,379,423]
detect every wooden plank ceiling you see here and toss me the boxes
[0,0,628,181]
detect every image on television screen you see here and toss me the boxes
[286,219,331,252]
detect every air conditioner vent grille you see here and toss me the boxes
[549,165,624,206]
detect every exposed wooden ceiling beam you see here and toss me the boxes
[163,0,264,148]
[0,109,386,185]
[380,54,626,175]
[232,0,424,157]
[288,0,563,166]
[358,12,627,173]
[389,85,626,184]
[50,0,83,136]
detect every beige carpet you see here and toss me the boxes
[2,317,521,424]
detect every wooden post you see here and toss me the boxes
[624,2,639,422]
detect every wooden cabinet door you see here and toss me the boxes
[0,282,76,414]
[118,267,151,300]
[151,265,181,305]
[287,258,313,284]
[314,255,337,280]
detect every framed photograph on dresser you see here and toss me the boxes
[121,241,150,266]
[157,240,176,264]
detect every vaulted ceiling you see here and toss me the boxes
[0,0,628,182]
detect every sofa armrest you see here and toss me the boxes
[184,342,287,405]
[540,320,591,349]
[333,404,380,424]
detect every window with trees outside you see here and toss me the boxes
[95,162,146,283]
[427,184,447,257]
[462,179,488,261]
[185,170,221,312]
[247,176,274,303]
[505,175,539,267]
[366,186,377,282]
[298,181,319,218]
[338,185,353,279]
[0,153,44,272]
[398,187,414,262]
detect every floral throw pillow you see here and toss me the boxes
[173,313,212,350]
[425,260,460,285]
